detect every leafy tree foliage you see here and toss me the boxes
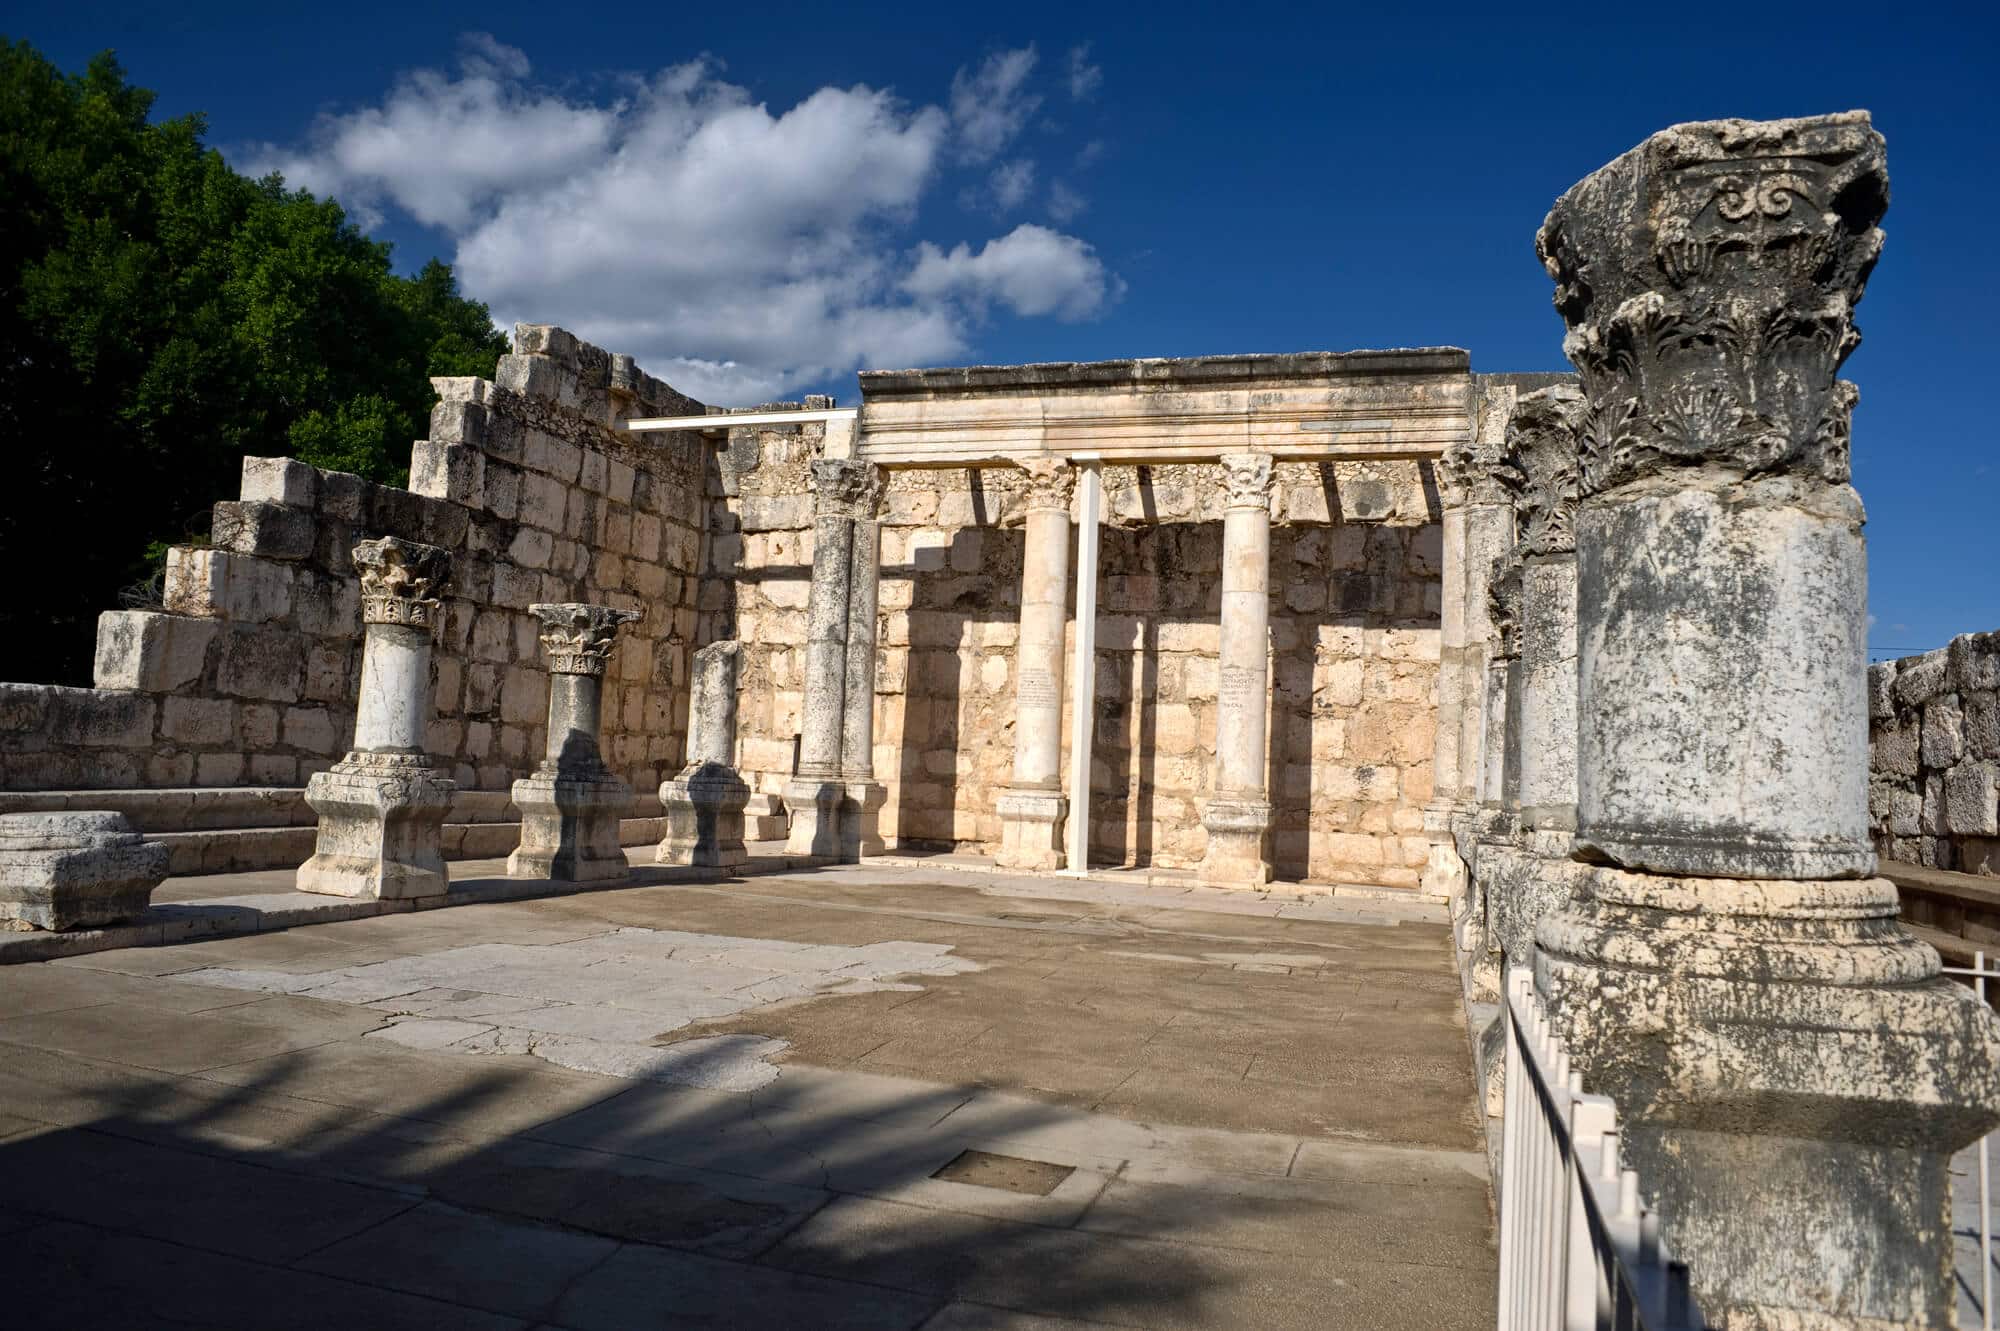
[0,41,507,684]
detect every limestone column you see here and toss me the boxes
[839,470,887,858]
[1419,453,1471,906]
[298,538,456,900]
[1486,387,1588,971]
[1199,453,1276,887]
[785,459,870,859]
[1534,112,2000,1328]
[509,603,641,881]
[996,458,1075,871]
[661,640,751,868]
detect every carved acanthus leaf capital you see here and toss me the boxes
[353,538,453,630]
[1015,457,1075,512]
[1218,453,1275,509]
[809,459,883,520]
[531,602,643,676]
[1537,111,1887,497]
[1501,385,1586,557]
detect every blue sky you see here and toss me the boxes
[14,1,1998,653]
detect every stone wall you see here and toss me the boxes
[715,445,1440,887]
[1,326,713,798]
[1870,631,2000,873]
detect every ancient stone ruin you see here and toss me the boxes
[2,109,1999,1327]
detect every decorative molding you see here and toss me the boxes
[353,538,452,630]
[1016,457,1075,512]
[531,602,643,676]
[1501,385,1586,557]
[1218,453,1275,509]
[809,459,882,520]
[1537,112,1886,496]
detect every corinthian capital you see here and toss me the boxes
[1016,457,1074,512]
[1500,385,1585,557]
[1537,112,1886,497]
[809,459,882,520]
[353,538,452,630]
[1218,454,1274,509]
[531,602,642,676]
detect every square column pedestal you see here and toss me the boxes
[510,773,634,881]
[996,788,1066,872]
[841,780,887,860]
[660,763,750,869]
[300,753,455,900]
[1198,797,1273,887]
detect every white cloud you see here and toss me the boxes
[1066,45,1103,100]
[1047,180,1087,222]
[904,225,1120,322]
[989,159,1037,211]
[950,46,1041,162]
[240,38,1118,402]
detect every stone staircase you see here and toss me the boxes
[0,787,668,877]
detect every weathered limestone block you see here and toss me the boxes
[660,640,750,869]
[0,811,168,931]
[92,610,219,692]
[239,455,318,509]
[511,603,641,881]
[212,500,317,562]
[1536,111,2000,1329]
[299,538,457,900]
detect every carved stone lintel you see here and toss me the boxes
[354,537,452,630]
[1499,386,1586,557]
[531,602,642,676]
[1016,457,1075,512]
[809,458,882,520]
[1536,112,1887,496]
[1217,453,1275,509]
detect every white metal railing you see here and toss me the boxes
[1498,966,1711,1330]
[1943,950,1997,1330]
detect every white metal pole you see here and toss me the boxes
[1062,459,1101,877]
[1981,949,1993,1331]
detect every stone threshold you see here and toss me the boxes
[860,847,1437,905]
[0,842,828,967]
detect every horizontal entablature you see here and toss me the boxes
[855,370,1473,468]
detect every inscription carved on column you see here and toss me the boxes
[1016,457,1075,513]
[1536,112,1887,496]
[1016,666,1058,708]
[1218,453,1275,509]
[1217,664,1261,711]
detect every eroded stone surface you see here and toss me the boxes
[0,810,168,930]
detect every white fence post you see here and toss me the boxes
[1496,963,1712,1330]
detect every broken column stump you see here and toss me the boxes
[0,811,168,931]
[660,640,750,869]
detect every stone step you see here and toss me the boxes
[0,786,668,833]
[151,816,668,877]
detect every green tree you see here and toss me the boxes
[0,40,507,685]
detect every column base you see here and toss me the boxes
[995,788,1067,871]
[783,776,846,860]
[504,770,633,882]
[1537,866,2000,1330]
[658,763,750,869]
[298,753,454,900]
[0,812,169,931]
[1420,803,1468,908]
[841,780,887,860]
[1482,829,1589,973]
[1198,798,1272,887]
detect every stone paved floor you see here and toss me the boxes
[0,855,1494,1329]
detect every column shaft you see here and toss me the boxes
[798,510,854,780]
[996,459,1075,871]
[1199,454,1274,887]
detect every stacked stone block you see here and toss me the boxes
[0,325,710,806]
[1870,631,2000,873]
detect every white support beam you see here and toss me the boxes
[1062,458,1103,877]
[622,408,858,434]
